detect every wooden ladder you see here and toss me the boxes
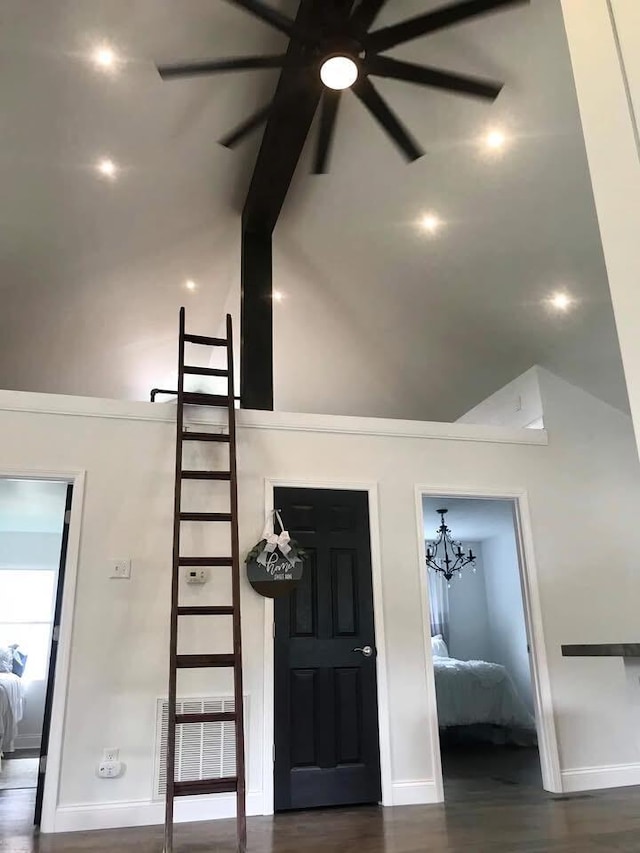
[164,309,246,853]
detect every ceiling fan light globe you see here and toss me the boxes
[320,56,358,90]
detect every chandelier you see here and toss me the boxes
[426,508,477,586]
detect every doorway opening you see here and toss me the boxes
[421,494,549,800]
[272,486,382,812]
[0,478,72,827]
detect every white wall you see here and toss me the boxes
[457,366,544,429]
[1,377,640,830]
[483,527,534,714]
[561,0,640,455]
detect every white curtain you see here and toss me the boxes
[428,568,450,645]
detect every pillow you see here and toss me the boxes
[0,646,13,673]
[431,635,449,658]
[12,648,28,678]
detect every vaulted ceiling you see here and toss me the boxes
[0,0,629,420]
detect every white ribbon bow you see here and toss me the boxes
[257,510,294,566]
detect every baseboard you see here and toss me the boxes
[53,791,264,833]
[561,763,640,793]
[390,779,441,806]
[14,734,41,751]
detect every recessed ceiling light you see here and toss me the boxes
[420,213,442,234]
[273,290,284,302]
[185,279,197,292]
[549,292,573,311]
[485,129,507,150]
[96,158,118,178]
[93,44,118,70]
[320,56,359,91]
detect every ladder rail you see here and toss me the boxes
[227,313,247,853]
[164,308,185,853]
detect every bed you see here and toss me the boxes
[431,636,535,738]
[0,672,25,765]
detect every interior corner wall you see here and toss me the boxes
[456,367,543,429]
[561,0,640,456]
[441,542,492,663]
[482,528,534,714]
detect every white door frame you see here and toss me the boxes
[414,484,562,795]
[261,478,393,815]
[0,467,86,832]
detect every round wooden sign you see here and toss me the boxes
[246,550,304,599]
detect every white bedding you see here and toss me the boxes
[0,672,25,755]
[433,656,535,730]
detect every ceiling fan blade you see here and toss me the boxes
[219,102,276,149]
[313,90,342,174]
[219,82,307,148]
[223,0,298,38]
[367,0,529,53]
[366,55,503,100]
[350,0,387,35]
[353,77,423,162]
[158,54,288,81]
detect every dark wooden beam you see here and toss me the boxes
[242,0,327,235]
[240,227,273,410]
[240,1,354,410]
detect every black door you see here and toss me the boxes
[34,483,73,828]
[274,488,382,811]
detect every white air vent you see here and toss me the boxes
[154,695,244,798]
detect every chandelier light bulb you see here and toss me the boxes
[320,56,359,90]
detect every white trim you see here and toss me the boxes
[0,389,547,447]
[54,791,264,834]
[390,779,440,806]
[561,763,640,793]
[414,491,445,803]
[0,466,86,832]
[414,484,563,796]
[262,478,393,814]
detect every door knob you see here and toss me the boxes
[353,645,374,658]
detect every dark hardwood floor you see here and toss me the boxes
[3,761,640,852]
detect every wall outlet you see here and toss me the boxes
[110,559,131,579]
[97,760,123,779]
[103,748,119,762]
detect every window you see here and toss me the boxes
[0,569,56,681]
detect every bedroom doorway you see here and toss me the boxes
[0,478,71,827]
[420,492,559,798]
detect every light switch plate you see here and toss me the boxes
[110,559,131,579]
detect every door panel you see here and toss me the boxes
[274,488,381,811]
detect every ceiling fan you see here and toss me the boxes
[157,0,528,174]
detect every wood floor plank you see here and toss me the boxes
[4,760,640,852]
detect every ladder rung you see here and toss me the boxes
[177,606,235,616]
[181,470,231,480]
[176,654,236,669]
[183,366,229,377]
[175,711,236,725]
[180,512,232,523]
[183,334,227,347]
[178,557,233,567]
[182,431,230,443]
[182,392,229,407]
[173,777,237,797]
